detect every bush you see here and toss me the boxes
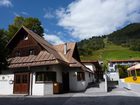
[117,65,129,79]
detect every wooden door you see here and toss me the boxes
[62,72,69,92]
[14,73,30,94]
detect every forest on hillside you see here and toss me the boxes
[78,37,105,56]
[108,23,140,51]
[78,23,140,56]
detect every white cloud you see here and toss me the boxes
[57,0,140,40]
[43,33,64,45]
[13,12,20,17]
[21,11,29,16]
[0,0,12,7]
[13,11,29,17]
[44,12,54,19]
[43,8,55,19]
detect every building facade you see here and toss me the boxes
[0,26,94,95]
[82,60,103,82]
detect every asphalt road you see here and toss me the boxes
[0,88,140,105]
[0,96,71,105]
[0,95,140,105]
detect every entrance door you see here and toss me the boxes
[14,73,30,94]
[62,72,69,92]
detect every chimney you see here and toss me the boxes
[64,43,67,54]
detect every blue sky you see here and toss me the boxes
[0,0,140,44]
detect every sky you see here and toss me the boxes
[0,0,140,45]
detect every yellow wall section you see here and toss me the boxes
[124,76,140,83]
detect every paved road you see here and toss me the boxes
[0,88,140,105]
[64,88,140,105]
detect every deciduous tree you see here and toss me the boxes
[8,16,44,39]
[0,29,8,71]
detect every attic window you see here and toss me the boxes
[24,36,28,40]
[29,49,35,55]
[15,51,20,56]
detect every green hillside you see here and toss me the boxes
[80,39,140,64]
[108,23,140,51]
[79,23,140,63]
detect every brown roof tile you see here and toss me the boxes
[7,26,91,72]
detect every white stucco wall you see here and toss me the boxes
[106,72,119,81]
[84,63,96,72]
[69,68,91,91]
[0,65,94,95]
[32,65,62,95]
[32,72,45,95]
[83,63,96,82]
[0,74,14,95]
[44,83,53,95]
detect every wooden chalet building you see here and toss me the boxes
[0,26,94,95]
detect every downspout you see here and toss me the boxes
[30,72,33,96]
[28,66,33,96]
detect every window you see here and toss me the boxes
[110,63,113,67]
[89,73,91,78]
[15,75,20,83]
[24,36,28,40]
[46,72,56,81]
[29,49,34,55]
[36,72,45,81]
[15,51,20,56]
[77,72,85,81]
[36,72,56,82]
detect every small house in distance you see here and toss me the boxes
[81,60,103,82]
[0,26,94,95]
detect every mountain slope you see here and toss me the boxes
[108,23,140,51]
[79,23,140,62]
[80,39,140,63]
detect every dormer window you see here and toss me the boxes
[15,51,20,56]
[29,49,34,55]
[24,36,28,40]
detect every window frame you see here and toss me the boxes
[35,71,56,83]
[77,72,85,81]
[15,51,21,57]
[29,49,35,55]
[24,35,28,40]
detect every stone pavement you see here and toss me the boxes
[85,82,106,94]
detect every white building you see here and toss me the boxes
[0,26,94,95]
[82,60,103,82]
[107,60,140,81]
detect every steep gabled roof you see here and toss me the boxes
[7,26,67,64]
[54,42,76,63]
[21,26,67,62]
[7,26,90,72]
[54,43,92,72]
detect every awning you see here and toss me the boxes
[127,64,140,71]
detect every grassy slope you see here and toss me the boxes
[80,39,140,64]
